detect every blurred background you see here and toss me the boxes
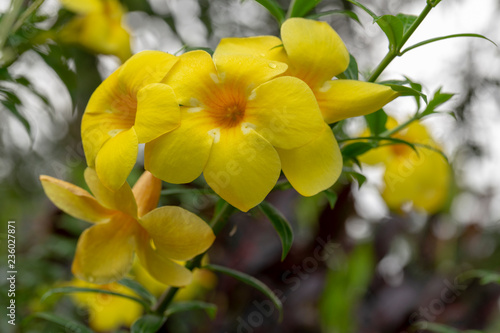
[1,0,500,332]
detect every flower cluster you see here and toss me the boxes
[360,117,451,213]
[81,17,398,212]
[40,17,398,287]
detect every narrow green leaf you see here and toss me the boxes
[27,312,93,333]
[460,269,500,285]
[204,264,283,320]
[165,301,217,319]
[323,189,338,209]
[341,142,374,159]
[345,170,367,188]
[307,9,361,24]
[381,82,428,103]
[365,109,387,135]
[420,88,454,118]
[401,33,497,56]
[259,201,294,261]
[41,286,151,309]
[131,314,166,333]
[288,0,322,18]
[345,0,378,20]
[254,0,286,24]
[119,278,157,307]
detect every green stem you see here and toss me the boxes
[0,0,24,53]
[379,114,418,137]
[153,201,233,315]
[11,0,45,34]
[367,0,437,82]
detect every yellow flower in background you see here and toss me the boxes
[40,169,215,286]
[145,49,326,211]
[131,258,217,301]
[69,279,142,332]
[360,118,451,213]
[211,18,399,198]
[58,0,132,62]
[81,51,180,190]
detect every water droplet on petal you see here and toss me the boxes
[268,63,277,69]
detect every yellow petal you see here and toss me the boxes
[140,206,215,261]
[214,36,288,63]
[95,127,138,190]
[72,215,136,284]
[132,171,162,218]
[281,18,349,88]
[316,80,398,124]
[84,168,138,219]
[118,51,178,96]
[145,110,214,184]
[382,150,450,214]
[39,175,113,223]
[59,0,103,13]
[81,70,132,167]
[134,83,181,143]
[162,50,218,106]
[245,76,324,149]
[136,233,193,287]
[277,124,342,196]
[213,54,287,93]
[204,127,281,211]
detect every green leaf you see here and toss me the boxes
[119,278,157,307]
[165,301,217,319]
[204,264,283,320]
[420,88,454,118]
[259,201,294,261]
[381,81,428,103]
[307,9,361,24]
[41,286,151,309]
[254,0,286,24]
[395,13,417,35]
[343,169,367,188]
[460,269,500,285]
[288,0,322,18]
[131,314,166,333]
[401,33,497,55]
[27,312,93,333]
[341,142,374,159]
[413,322,474,333]
[375,15,404,51]
[345,0,378,20]
[338,54,358,80]
[364,109,387,135]
[323,189,338,209]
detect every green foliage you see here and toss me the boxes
[322,189,338,209]
[254,0,286,24]
[381,79,428,103]
[119,278,157,308]
[26,312,93,333]
[131,315,167,333]
[204,264,283,320]
[339,54,359,80]
[421,88,454,118]
[319,243,375,333]
[165,301,218,319]
[307,9,360,24]
[413,322,484,333]
[41,286,152,310]
[401,33,496,55]
[365,109,388,135]
[287,0,323,18]
[259,201,294,261]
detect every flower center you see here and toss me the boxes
[205,88,247,128]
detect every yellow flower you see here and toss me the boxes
[58,0,132,62]
[40,169,215,286]
[81,51,181,190]
[144,49,326,211]
[130,258,217,301]
[68,279,142,332]
[208,18,399,198]
[360,118,451,213]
